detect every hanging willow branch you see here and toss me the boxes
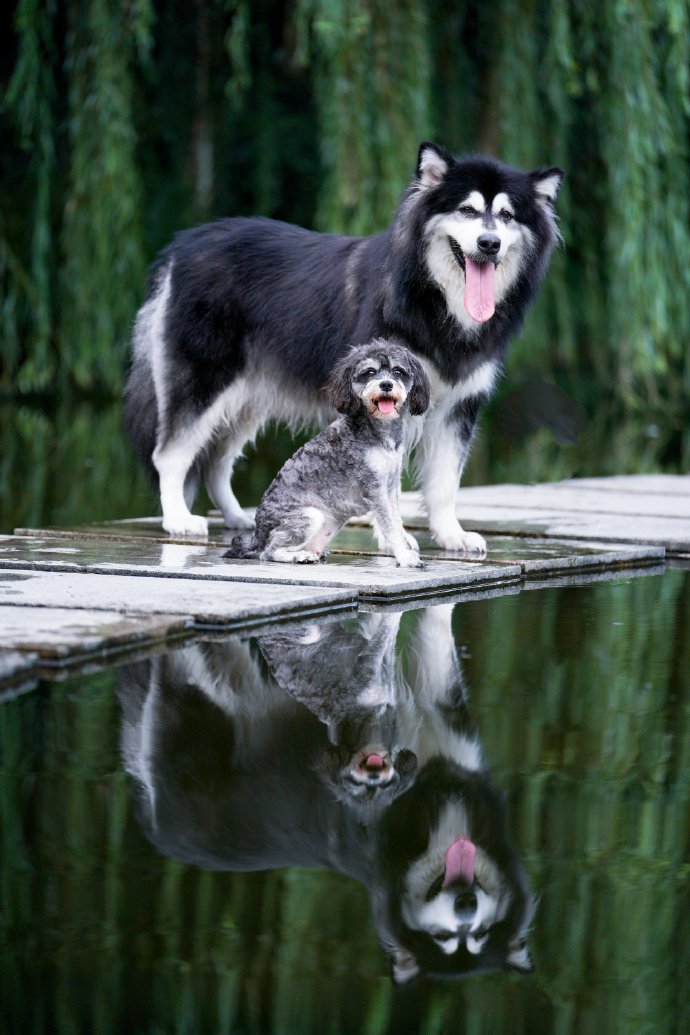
[4,0,57,391]
[60,0,154,391]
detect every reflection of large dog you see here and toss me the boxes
[125,143,563,553]
[117,605,534,982]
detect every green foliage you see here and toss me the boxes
[59,0,152,390]
[2,0,690,452]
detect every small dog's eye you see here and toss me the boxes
[392,367,407,379]
[499,209,514,222]
[459,205,478,217]
[361,367,377,378]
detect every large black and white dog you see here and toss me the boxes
[125,142,563,553]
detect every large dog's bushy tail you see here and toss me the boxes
[223,532,259,559]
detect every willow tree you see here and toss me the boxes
[2,0,690,464]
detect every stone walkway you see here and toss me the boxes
[2,474,687,694]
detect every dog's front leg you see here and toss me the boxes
[363,485,422,569]
[417,400,486,556]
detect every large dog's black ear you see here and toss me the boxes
[406,354,431,415]
[416,142,452,188]
[327,357,359,415]
[529,167,565,207]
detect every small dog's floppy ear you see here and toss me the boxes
[327,356,359,415]
[406,354,431,415]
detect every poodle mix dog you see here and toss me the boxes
[224,341,429,566]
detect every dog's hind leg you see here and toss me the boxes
[154,433,210,537]
[261,507,327,564]
[206,429,257,530]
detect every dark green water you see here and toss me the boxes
[1,569,688,1034]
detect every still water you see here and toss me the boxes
[1,570,688,1034]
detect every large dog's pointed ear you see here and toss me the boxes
[529,167,565,208]
[406,354,431,415]
[391,949,420,986]
[327,356,359,415]
[416,142,452,189]
[507,938,535,974]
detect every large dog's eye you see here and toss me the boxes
[499,208,514,223]
[459,205,479,217]
[392,367,407,379]
[361,367,378,379]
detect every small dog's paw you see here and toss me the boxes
[163,514,209,538]
[403,530,420,552]
[430,525,487,556]
[396,549,424,569]
[292,550,320,564]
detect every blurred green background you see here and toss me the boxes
[1,0,689,533]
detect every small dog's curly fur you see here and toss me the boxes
[224,341,430,566]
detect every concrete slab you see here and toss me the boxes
[395,495,690,552]
[552,474,690,496]
[0,536,522,602]
[0,605,188,662]
[444,481,690,518]
[330,527,664,573]
[0,568,357,628]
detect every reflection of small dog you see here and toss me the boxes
[224,341,429,566]
[258,614,418,818]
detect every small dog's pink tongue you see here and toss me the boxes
[464,257,495,323]
[377,398,396,414]
[443,837,476,887]
[365,754,385,769]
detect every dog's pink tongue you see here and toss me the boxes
[377,399,396,414]
[443,837,476,887]
[464,257,495,323]
[365,754,385,769]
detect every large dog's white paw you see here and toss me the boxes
[430,524,487,556]
[404,530,420,552]
[163,513,209,538]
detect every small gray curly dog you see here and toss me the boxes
[224,340,430,566]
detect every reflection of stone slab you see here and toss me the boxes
[330,527,664,573]
[15,517,241,547]
[396,491,690,552]
[0,604,186,661]
[0,648,39,692]
[0,568,357,628]
[0,536,521,602]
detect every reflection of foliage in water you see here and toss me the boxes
[0,574,688,1032]
[2,0,690,461]
[0,394,685,535]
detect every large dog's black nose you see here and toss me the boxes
[477,233,501,256]
[379,379,394,392]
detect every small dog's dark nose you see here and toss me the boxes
[477,233,501,256]
[379,379,394,392]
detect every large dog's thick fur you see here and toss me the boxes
[125,142,563,553]
[224,341,429,565]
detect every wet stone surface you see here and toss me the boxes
[0,535,522,601]
[0,604,187,661]
[0,568,357,628]
[397,475,690,552]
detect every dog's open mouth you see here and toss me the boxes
[449,237,496,324]
[374,395,399,416]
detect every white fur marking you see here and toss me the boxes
[461,190,486,212]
